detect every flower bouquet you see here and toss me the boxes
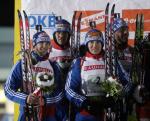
[35,72,56,94]
[100,76,123,101]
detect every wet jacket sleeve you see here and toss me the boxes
[44,61,64,105]
[4,60,28,106]
[65,58,86,108]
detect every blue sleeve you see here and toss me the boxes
[117,60,133,94]
[44,61,64,105]
[65,58,86,108]
[117,60,129,85]
[4,60,28,106]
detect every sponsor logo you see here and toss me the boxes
[84,65,105,71]
[32,67,53,73]
[28,14,56,29]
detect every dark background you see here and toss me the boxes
[0,0,14,79]
[0,0,14,26]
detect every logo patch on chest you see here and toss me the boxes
[84,65,105,71]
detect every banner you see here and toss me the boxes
[20,0,150,45]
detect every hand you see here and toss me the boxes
[133,85,145,103]
[27,93,40,105]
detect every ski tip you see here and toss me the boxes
[79,12,82,17]
[23,10,26,14]
[72,11,77,21]
[23,10,28,18]
[111,4,115,14]
[17,10,22,18]
[105,3,109,13]
[17,9,21,14]
[106,2,110,7]
[73,11,77,17]
[112,4,115,8]
[17,9,20,13]
[77,12,82,23]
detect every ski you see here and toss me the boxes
[17,10,28,93]
[69,12,77,121]
[105,3,110,79]
[18,10,40,121]
[23,10,34,93]
[104,3,123,121]
[110,4,116,77]
[70,11,82,58]
[71,11,77,58]
[76,12,82,58]
[131,14,144,85]
[104,3,116,79]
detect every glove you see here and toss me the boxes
[26,92,45,106]
[133,85,147,103]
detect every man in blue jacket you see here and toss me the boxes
[4,30,64,121]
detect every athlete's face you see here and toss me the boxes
[88,41,102,55]
[34,41,50,56]
[115,26,129,48]
[55,31,69,46]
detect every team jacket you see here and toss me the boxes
[4,59,64,112]
[65,51,133,108]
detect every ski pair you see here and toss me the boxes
[17,10,41,121]
[131,14,149,105]
[104,3,124,121]
[104,3,117,79]
[131,14,144,85]
[18,10,33,93]
[71,11,82,58]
